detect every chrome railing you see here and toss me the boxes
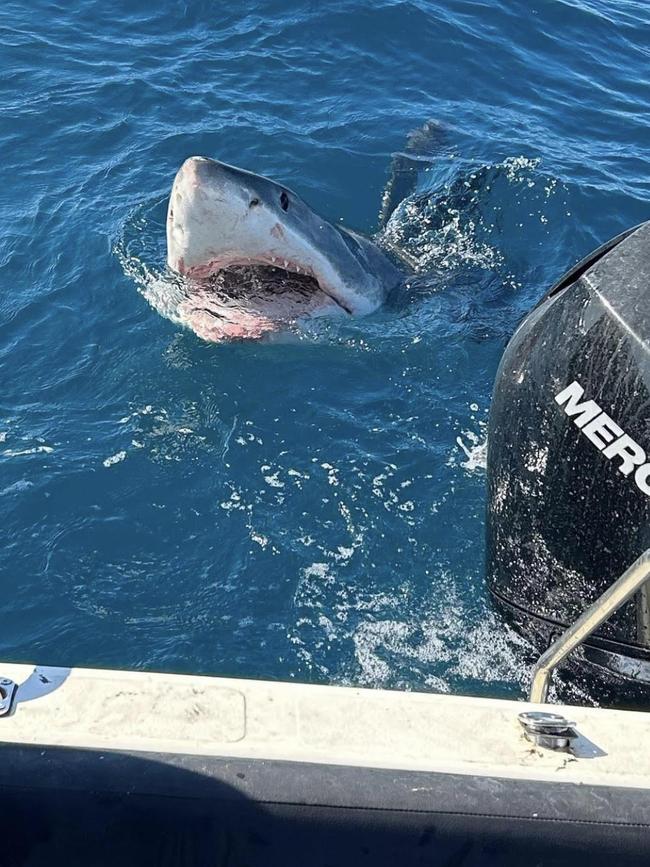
[529,548,650,704]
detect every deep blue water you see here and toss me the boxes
[2,0,650,701]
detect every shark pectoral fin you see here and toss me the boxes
[378,119,447,230]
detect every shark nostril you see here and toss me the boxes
[280,191,289,211]
[249,198,260,208]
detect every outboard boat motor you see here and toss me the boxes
[486,221,650,704]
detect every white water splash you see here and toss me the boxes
[103,450,127,468]
[455,430,488,473]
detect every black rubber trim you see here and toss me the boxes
[3,744,650,865]
[0,743,649,822]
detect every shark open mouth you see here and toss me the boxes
[183,257,352,313]
[176,261,350,341]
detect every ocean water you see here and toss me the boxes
[2,0,650,702]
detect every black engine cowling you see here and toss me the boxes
[486,221,650,702]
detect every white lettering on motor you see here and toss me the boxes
[635,464,650,497]
[581,412,623,451]
[602,434,646,477]
[556,380,649,497]
[554,381,602,428]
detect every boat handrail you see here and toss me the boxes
[529,548,650,703]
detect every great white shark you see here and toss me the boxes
[166,123,440,340]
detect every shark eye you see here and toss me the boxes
[249,197,260,208]
[280,191,289,211]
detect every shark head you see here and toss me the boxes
[166,157,400,324]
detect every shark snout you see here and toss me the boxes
[178,157,255,202]
[167,157,253,275]
[173,157,245,211]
